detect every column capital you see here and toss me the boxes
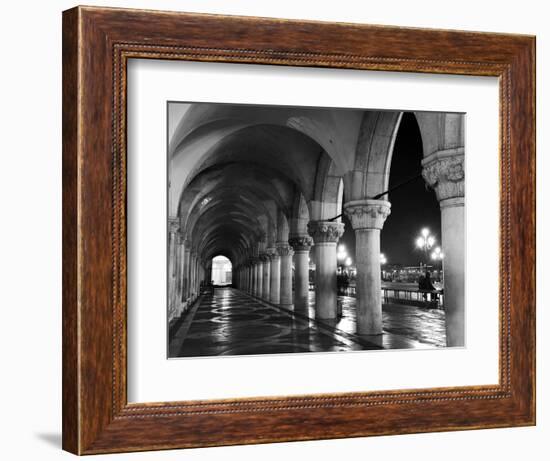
[307,220,344,244]
[266,247,278,260]
[421,147,465,202]
[168,217,180,234]
[276,242,294,257]
[289,235,314,252]
[259,253,270,263]
[344,199,391,230]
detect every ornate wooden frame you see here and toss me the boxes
[62,5,535,455]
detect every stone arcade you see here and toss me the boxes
[167,104,464,348]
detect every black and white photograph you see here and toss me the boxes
[167,102,465,358]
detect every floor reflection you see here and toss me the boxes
[170,288,446,358]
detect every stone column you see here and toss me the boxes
[344,200,391,335]
[307,221,344,319]
[268,248,281,304]
[261,253,271,301]
[252,258,256,295]
[174,234,186,316]
[182,241,190,302]
[251,259,257,295]
[190,251,197,301]
[256,258,263,298]
[168,219,180,316]
[277,243,294,308]
[289,236,313,312]
[422,148,465,347]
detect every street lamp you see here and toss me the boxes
[337,244,348,261]
[431,246,444,261]
[380,253,387,281]
[336,244,348,274]
[415,227,436,266]
[431,246,444,283]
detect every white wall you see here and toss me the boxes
[0,1,546,460]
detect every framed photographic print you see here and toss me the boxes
[62,5,535,455]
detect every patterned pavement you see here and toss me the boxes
[169,287,447,358]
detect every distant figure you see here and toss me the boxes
[418,271,436,301]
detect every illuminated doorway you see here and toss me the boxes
[211,255,232,285]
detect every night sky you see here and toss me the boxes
[340,112,441,267]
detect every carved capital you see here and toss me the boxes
[276,242,294,257]
[288,235,314,252]
[168,217,180,234]
[307,221,345,244]
[266,247,278,260]
[344,199,391,230]
[259,253,271,263]
[421,148,465,202]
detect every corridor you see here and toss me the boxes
[167,102,465,353]
[169,288,446,358]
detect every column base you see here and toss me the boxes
[279,303,294,310]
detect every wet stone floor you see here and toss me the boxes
[169,287,447,358]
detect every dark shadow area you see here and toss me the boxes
[35,432,62,448]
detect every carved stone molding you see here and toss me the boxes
[246,257,256,267]
[276,242,294,257]
[307,221,345,243]
[421,148,465,202]
[288,235,314,252]
[168,217,180,234]
[266,247,278,260]
[344,199,391,230]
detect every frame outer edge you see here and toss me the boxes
[62,6,536,454]
[62,6,81,455]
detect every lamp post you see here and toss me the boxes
[415,227,436,267]
[337,244,347,273]
[380,253,387,280]
[431,246,445,283]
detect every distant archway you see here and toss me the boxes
[211,255,232,285]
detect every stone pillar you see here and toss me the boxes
[422,148,465,347]
[261,253,271,301]
[277,242,294,308]
[249,258,256,295]
[344,200,391,335]
[268,249,281,304]
[190,251,197,301]
[251,259,257,295]
[307,221,344,319]
[174,234,186,315]
[168,219,180,316]
[182,242,190,302]
[289,236,313,312]
[256,259,263,298]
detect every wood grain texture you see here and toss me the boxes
[62,5,536,455]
